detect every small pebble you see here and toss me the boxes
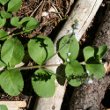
[42,12,49,17]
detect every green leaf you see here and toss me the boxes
[0,105,8,110]
[8,0,22,12]
[0,60,6,67]
[65,60,84,87]
[10,17,21,27]
[28,36,54,65]
[68,78,82,87]
[86,57,100,64]
[20,17,31,24]
[0,30,8,40]
[20,17,39,25]
[97,45,107,58]
[25,18,39,30]
[58,35,79,62]
[0,44,1,51]
[1,38,24,67]
[0,69,24,96]
[44,36,54,60]
[86,64,105,79]
[1,11,12,18]
[0,18,6,27]
[0,0,9,5]
[83,46,94,61]
[20,17,39,32]
[65,60,84,78]
[32,69,55,97]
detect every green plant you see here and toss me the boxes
[0,105,8,110]
[0,0,107,97]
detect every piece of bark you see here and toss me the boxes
[70,76,110,110]
[70,4,110,110]
[34,0,103,110]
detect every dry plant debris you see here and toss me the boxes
[17,0,71,36]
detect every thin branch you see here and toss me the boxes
[30,1,44,17]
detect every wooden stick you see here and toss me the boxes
[0,101,26,110]
[34,0,103,110]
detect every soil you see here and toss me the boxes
[0,93,27,101]
[17,0,71,36]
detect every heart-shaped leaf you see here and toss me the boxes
[0,69,24,96]
[8,0,22,12]
[32,69,55,97]
[1,38,24,67]
[58,35,79,62]
[28,36,54,65]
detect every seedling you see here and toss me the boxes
[0,0,107,101]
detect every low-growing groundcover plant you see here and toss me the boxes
[0,0,107,104]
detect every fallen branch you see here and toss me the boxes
[34,0,103,110]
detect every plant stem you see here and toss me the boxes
[18,64,66,79]
[11,31,24,37]
[18,64,60,70]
